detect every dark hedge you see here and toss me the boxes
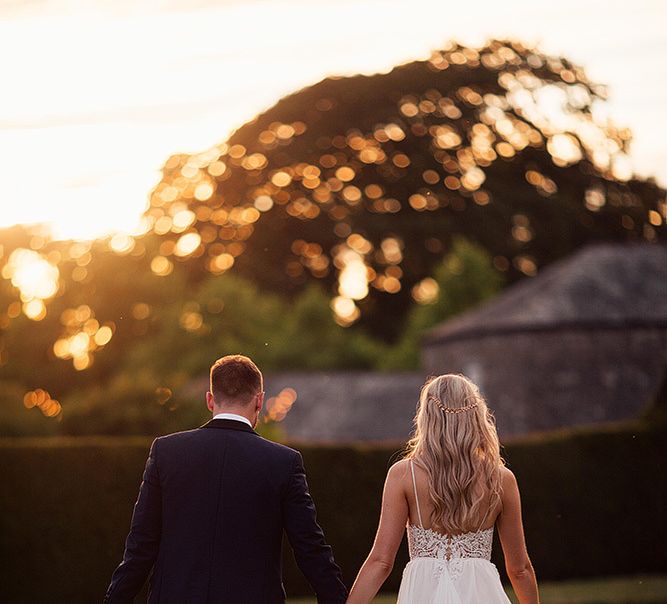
[1,420,665,603]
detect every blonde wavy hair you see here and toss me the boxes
[405,373,505,533]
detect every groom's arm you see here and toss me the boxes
[104,438,162,604]
[282,451,348,604]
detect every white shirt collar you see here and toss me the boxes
[212,412,253,428]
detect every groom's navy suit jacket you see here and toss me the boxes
[104,418,348,603]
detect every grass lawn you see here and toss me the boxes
[288,574,667,603]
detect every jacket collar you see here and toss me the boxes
[199,417,257,434]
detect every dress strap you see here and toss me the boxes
[410,459,424,528]
[476,504,492,532]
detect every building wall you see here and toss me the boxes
[266,371,427,442]
[422,327,667,437]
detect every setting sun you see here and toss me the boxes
[1,0,666,240]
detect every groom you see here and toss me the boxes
[105,354,348,603]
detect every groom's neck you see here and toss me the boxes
[212,405,256,426]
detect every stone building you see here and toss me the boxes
[422,243,667,437]
[194,243,667,442]
[265,371,426,443]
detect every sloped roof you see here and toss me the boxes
[424,243,667,345]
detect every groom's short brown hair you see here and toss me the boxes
[210,355,263,404]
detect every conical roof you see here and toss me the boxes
[424,243,667,345]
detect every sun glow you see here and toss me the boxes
[2,248,60,319]
[0,1,664,241]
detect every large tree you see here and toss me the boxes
[145,38,666,338]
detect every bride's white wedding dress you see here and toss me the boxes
[396,462,512,603]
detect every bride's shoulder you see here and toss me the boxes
[382,459,413,495]
[499,465,514,477]
[387,458,411,481]
[499,465,517,484]
[499,466,520,498]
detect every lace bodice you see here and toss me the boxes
[406,524,494,561]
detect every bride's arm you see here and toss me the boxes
[496,467,540,604]
[346,461,409,604]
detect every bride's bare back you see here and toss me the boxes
[406,458,501,534]
[346,373,539,604]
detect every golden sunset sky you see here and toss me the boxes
[1,0,665,240]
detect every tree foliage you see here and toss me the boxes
[379,237,503,369]
[145,39,666,338]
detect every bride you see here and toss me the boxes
[346,374,539,603]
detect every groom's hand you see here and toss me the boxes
[282,451,348,604]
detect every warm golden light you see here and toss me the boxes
[2,248,59,301]
[132,303,151,320]
[547,133,582,166]
[109,233,135,254]
[432,125,462,149]
[69,332,90,357]
[172,210,196,231]
[264,388,297,423]
[23,388,61,418]
[648,210,662,226]
[412,277,439,304]
[194,182,215,201]
[53,305,114,369]
[0,2,664,244]
[180,310,204,332]
[254,195,274,212]
[209,253,235,274]
[514,255,538,276]
[1,16,661,340]
[174,232,202,257]
[23,299,46,321]
[335,166,356,182]
[461,167,486,191]
[337,249,369,300]
[331,295,360,326]
[271,171,292,187]
[94,326,113,346]
[380,238,403,265]
[585,187,606,212]
[151,256,174,276]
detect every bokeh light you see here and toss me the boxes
[412,278,440,304]
[52,305,115,370]
[337,248,369,301]
[1,248,60,320]
[264,388,297,423]
[331,296,361,326]
[23,388,61,418]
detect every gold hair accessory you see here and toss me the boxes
[428,395,478,414]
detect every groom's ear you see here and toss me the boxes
[206,391,214,412]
